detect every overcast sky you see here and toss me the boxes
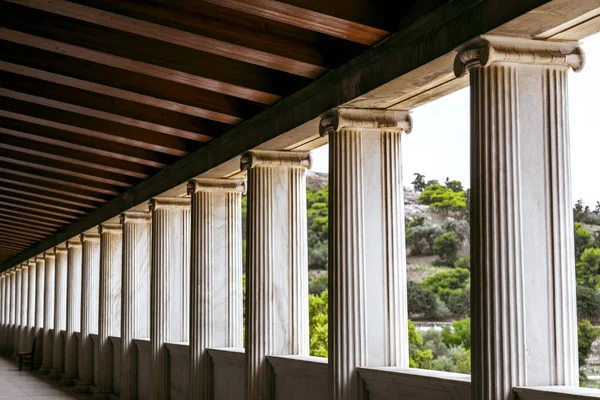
[311,33,600,205]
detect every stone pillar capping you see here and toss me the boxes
[454,35,584,400]
[40,250,56,374]
[149,197,191,400]
[187,178,245,400]
[242,150,311,400]
[120,211,151,400]
[320,108,412,400]
[60,238,82,386]
[49,244,67,380]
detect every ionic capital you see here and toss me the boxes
[35,255,45,263]
[80,232,100,242]
[66,237,82,249]
[454,35,584,77]
[44,250,55,259]
[240,150,311,171]
[148,197,190,211]
[319,108,412,137]
[187,178,246,195]
[98,223,123,235]
[28,258,36,267]
[120,211,151,225]
[55,243,68,254]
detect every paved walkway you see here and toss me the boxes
[0,356,82,399]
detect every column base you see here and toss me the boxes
[59,375,76,386]
[93,392,111,399]
[48,369,63,380]
[73,383,91,393]
[38,367,51,375]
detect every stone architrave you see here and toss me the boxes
[40,251,56,374]
[60,238,82,386]
[454,35,584,400]
[49,245,68,380]
[19,263,29,353]
[74,232,100,393]
[187,178,245,400]
[241,150,311,400]
[96,223,123,399]
[149,197,191,400]
[120,212,151,400]
[320,108,412,400]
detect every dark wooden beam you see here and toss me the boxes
[0,226,46,241]
[201,0,390,45]
[0,242,29,252]
[70,0,366,70]
[0,165,122,197]
[0,216,58,233]
[6,0,327,78]
[0,211,64,229]
[0,199,80,221]
[0,119,177,169]
[0,72,231,138]
[0,96,196,156]
[0,181,98,209]
[0,174,109,204]
[0,192,87,216]
[0,221,55,238]
[0,0,560,270]
[0,133,155,179]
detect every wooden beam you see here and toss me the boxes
[0,199,81,221]
[72,0,366,70]
[0,133,155,179]
[0,70,232,137]
[0,226,46,241]
[0,216,58,233]
[0,181,98,209]
[201,0,390,45]
[0,152,136,188]
[0,96,195,156]
[1,28,279,105]
[0,211,64,229]
[5,0,327,78]
[0,165,122,197]
[0,192,88,216]
[0,119,176,169]
[0,242,29,252]
[0,237,35,248]
[0,204,74,226]
[0,174,109,204]
[0,220,56,236]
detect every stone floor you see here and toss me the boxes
[0,356,83,399]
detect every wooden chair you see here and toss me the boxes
[18,337,36,371]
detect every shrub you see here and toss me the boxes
[419,184,467,215]
[441,318,471,350]
[576,248,600,290]
[309,290,328,357]
[406,224,443,256]
[442,219,470,242]
[408,320,433,369]
[578,320,600,369]
[422,329,450,359]
[454,256,471,270]
[407,281,439,319]
[421,268,470,304]
[447,289,470,316]
[575,223,593,261]
[309,274,328,295]
[577,286,600,323]
[433,232,461,263]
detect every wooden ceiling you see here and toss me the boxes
[0,0,450,264]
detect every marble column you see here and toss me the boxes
[454,35,584,400]
[13,266,22,357]
[34,255,45,368]
[0,273,5,352]
[96,223,122,399]
[19,263,29,352]
[120,212,151,400]
[60,238,82,386]
[27,259,36,351]
[40,251,56,374]
[8,269,16,355]
[187,178,245,400]
[241,150,310,400]
[150,197,191,400]
[319,108,412,400]
[50,245,68,380]
[75,232,100,393]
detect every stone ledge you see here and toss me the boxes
[514,386,600,400]
[164,341,189,357]
[207,347,244,367]
[267,355,328,375]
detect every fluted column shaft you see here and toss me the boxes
[76,233,100,392]
[8,269,15,354]
[319,109,412,400]
[14,267,22,356]
[96,224,123,398]
[150,198,191,400]
[19,265,28,352]
[188,179,245,400]
[454,35,584,400]
[241,150,310,400]
[120,212,151,400]
[41,252,56,373]
[50,246,68,380]
[0,273,5,352]
[60,240,82,386]
[27,260,36,349]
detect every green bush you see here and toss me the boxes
[446,289,470,317]
[407,281,439,319]
[575,223,593,261]
[577,286,600,323]
[441,318,471,350]
[406,224,443,256]
[421,268,470,304]
[419,184,467,215]
[422,329,450,359]
[408,320,433,369]
[578,320,600,369]
[576,247,600,290]
[309,290,328,357]
[309,274,328,295]
[454,256,471,270]
[441,219,470,242]
[432,232,461,263]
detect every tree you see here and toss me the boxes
[576,248,600,290]
[309,274,328,295]
[309,290,328,357]
[577,286,600,323]
[574,199,586,223]
[433,232,461,263]
[408,320,433,369]
[574,223,593,260]
[412,173,426,192]
[441,318,471,350]
[419,184,467,216]
[445,177,464,193]
[578,320,600,369]
[421,268,470,304]
[407,281,439,319]
[406,224,443,256]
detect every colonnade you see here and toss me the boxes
[0,35,585,400]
